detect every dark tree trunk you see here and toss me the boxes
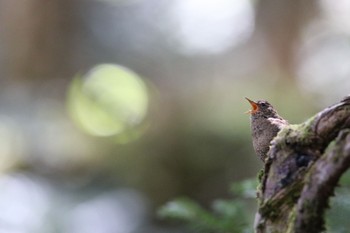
[255,95,350,233]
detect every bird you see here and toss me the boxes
[245,97,288,162]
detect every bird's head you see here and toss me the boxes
[245,97,278,118]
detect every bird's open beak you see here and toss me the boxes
[245,97,259,114]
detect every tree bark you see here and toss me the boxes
[255,95,350,233]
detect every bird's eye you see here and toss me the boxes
[260,103,267,107]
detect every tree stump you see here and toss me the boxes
[255,95,350,233]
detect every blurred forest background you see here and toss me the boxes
[0,0,350,232]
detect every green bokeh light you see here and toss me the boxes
[67,64,149,141]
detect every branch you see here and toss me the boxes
[255,95,350,233]
[295,129,350,232]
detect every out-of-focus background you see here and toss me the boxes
[0,0,350,232]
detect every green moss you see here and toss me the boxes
[259,180,304,222]
[260,201,279,220]
[272,115,317,149]
[286,207,297,233]
[258,168,265,182]
[326,140,339,163]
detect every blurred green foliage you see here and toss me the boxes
[158,179,256,233]
[326,170,350,233]
[159,171,350,233]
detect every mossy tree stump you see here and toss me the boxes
[255,95,350,233]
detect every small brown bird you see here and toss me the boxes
[245,97,288,162]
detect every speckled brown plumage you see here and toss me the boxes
[246,98,288,162]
